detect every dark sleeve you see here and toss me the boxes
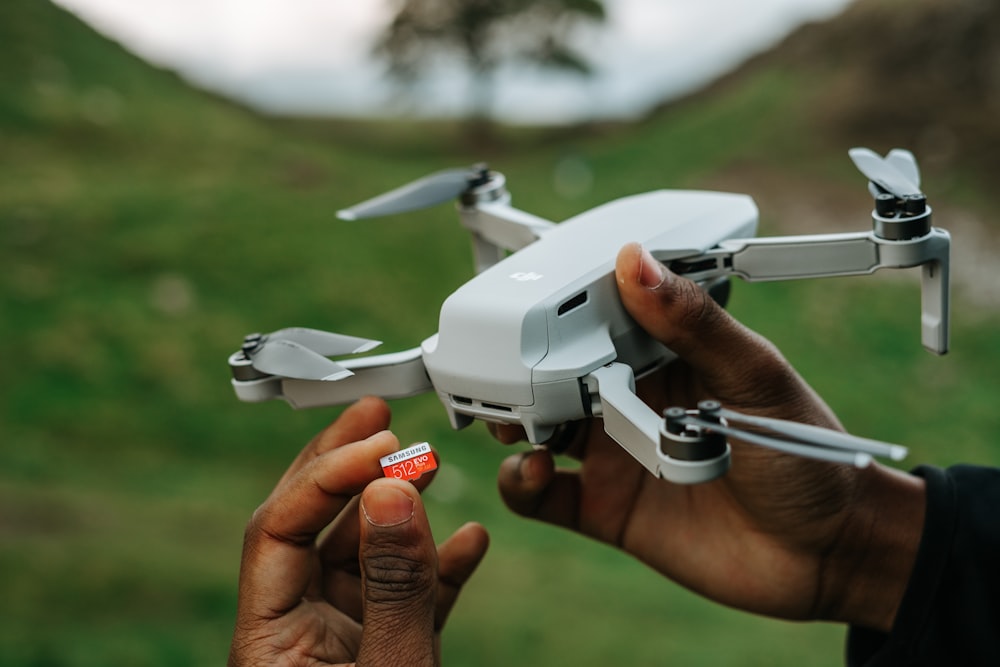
[845,464,1000,666]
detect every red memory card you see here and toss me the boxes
[379,442,437,481]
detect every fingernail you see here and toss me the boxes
[361,484,414,527]
[637,246,667,289]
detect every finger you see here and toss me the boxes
[278,396,392,487]
[434,522,490,631]
[355,479,439,667]
[496,450,582,531]
[321,450,440,570]
[319,458,441,621]
[238,431,399,619]
[319,496,363,609]
[616,243,774,376]
[486,421,526,445]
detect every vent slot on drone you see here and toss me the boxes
[557,291,589,317]
[451,395,514,413]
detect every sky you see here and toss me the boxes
[52,0,854,124]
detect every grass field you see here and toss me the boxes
[3,2,1000,666]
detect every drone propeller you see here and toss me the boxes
[885,148,921,189]
[662,401,908,469]
[265,327,380,357]
[240,328,381,381]
[337,165,493,220]
[849,147,923,198]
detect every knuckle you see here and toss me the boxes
[242,506,266,544]
[673,280,724,337]
[363,550,435,606]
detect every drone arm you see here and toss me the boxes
[231,347,433,409]
[583,365,909,484]
[585,363,661,475]
[585,364,731,484]
[662,402,909,469]
[718,231,879,280]
[458,201,556,272]
[468,235,506,274]
[671,228,951,354]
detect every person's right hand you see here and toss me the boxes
[493,243,926,632]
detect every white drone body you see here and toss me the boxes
[229,148,950,484]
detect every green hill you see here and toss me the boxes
[2,2,999,666]
[673,0,1000,192]
[779,0,1000,180]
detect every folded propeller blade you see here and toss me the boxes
[337,168,475,220]
[249,339,353,382]
[672,403,908,468]
[269,327,381,357]
[849,147,923,198]
[717,408,908,461]
[885,148,921,190]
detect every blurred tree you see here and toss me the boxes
[375,0,607,123]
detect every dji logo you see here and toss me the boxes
[510,271,544,282]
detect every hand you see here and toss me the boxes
[230,396,489,666]
[493,243,925,632]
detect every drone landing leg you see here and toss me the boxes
[921,256,949,354]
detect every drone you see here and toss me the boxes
[228,148,951,484]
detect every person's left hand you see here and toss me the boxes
[229,396,490,666]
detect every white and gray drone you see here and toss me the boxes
[228,148,950,484]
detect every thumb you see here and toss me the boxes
[355,479,437,667]
[614,242,816,412]
[615,242,785,378]
[616,242,773,374]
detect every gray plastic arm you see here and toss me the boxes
[458,200,556,272]
[673,228,951,354]
[230,347,433,409]
[585,364,731,484]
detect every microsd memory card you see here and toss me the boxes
[379,442,437,481]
